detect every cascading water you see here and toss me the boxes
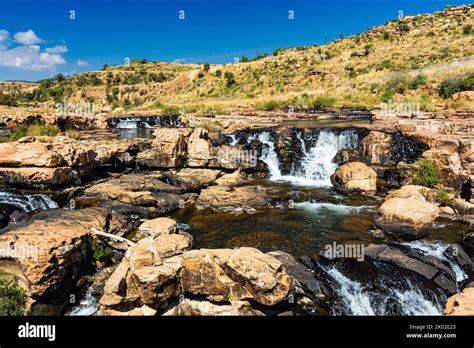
[403,240,468,282]
[0,191,58,212]
[246,129,359,186]
[326,265,443,315]
[116,118,154,129]
[67,288,99,316]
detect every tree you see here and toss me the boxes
[215,70,222,77]
[203,62,210,72]
[55,73,65,83]
[241,56,249,62]
[224,71,235,87]
[102,64,109,71]
[141,58,148,64]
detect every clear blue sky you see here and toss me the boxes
[0,0,469,81]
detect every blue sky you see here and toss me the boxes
[0,0,469,81]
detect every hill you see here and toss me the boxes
[2,4,473,115]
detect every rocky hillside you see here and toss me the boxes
[1,4,473,116]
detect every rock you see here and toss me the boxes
[333,149,361,165]
[439,206,455,215]
[226,247,293,306]
[330,162,377,194]
[364,244,457,294]
[375,197,439,239]
[444,288,474,315]
[368,229,385,239]
[461,232,474,257]
[98,305,157,316]
[187,128,212,167]
[0,142,63,167]
[196,185,271,213]
[136,128,192,168]
[162,298,264,316]
[0,166,77,186]
[163,168,222,191]
[0,208,109,311]
[385,185,428,202]
[452,91,474,102]
[453,198,474,215]
[360,131,393,165]
[267,250,327,302]
[136,217,177,240]
[215,170,247,187]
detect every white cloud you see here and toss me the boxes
[0,31,67,72]
[45,45,68,54]
[76,59,89,67]
[14,29,43,45]
[0,30,9,42]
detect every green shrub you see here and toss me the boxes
[0,275,26,316]
[160,105,181,115]
[439,73,474,98]
[434,189,454,206]
[463,24,472,35]
[412,158,440,188]
[256,99,280,111]
[224,72,236,87]
[92,245,113,262]
[0,93,18,107]
[408,74,427,90]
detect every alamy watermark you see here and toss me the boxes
[0,242,39,260]
[55,101,96,118]
[217,147,258,167]
[322,242,365,262]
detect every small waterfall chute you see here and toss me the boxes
[67,288,99,316]
[0,191,58,212]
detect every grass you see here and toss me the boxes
[0,275,26,316]
[434,189,454,206]
[92,245,113,263]
[2,123,60,142]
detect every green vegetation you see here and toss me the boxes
[434,189,454,206]
[463,24,472,35]
[224,71,236,87]
[412,158,440,188]
[0,275,26,316]
[0,92,18,106]
[3,123,60,142]
[92,245,113,262]
[439,72,474,98]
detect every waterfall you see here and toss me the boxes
[67,288,99,316]
[326,266,443,316]
[116,118,154,129]
[246,129,359,186]
[0,191,58,212]
[403,240,468,282]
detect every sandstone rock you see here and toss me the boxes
[453,198,474,215]
[164,168,222,191]
[136,128,192,168]
[136,217,177,240]
[444,287,474,315]
[385,185,428,202]
[0,142,63,167]
[330,162,377,193]
[0,166,77,186]
[162,298,264,316]
[360,131,393,165]
[0,208,109,311]
[196,185,271,213]
[375,197,439,239]
[187,128,212,167]
[215,170,247,187]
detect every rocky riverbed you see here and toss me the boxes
[0,110,473,316]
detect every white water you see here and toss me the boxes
[0,191,58,212]
[248,130,358,187]
[327,266,442,315]
[67,288,99,316]
[403,240,468,282]
[293,201,373,215]
[117,118,154,129]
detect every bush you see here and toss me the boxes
[412,158,440,188]
[439,73,474,98]
[0,275,26,316]
[408,74,427,90]
[160,105,181,115]
[224,72,236,87]
[0,93,18,107]
[434,189,454,206]
[92,245,113,262]
[463,24,472,35]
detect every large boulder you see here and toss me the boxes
[0,141,63,167]
[444,287,474,315]
[187,128,213,167]
[0,166,77,186]
[330,162,377,194]
[163,168,222,191]
[375,197,439,239]
[162,298,264,316]
[196,185,271,213]
[360,131,393,165]
[136,128,192,168]
[0,208,109,313]
[135,217,177,240]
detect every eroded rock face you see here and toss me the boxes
[0,166,77,186]
[136,128,192,168]
[374,197,439,239]
[196,185,271,213]
[0,208,109,312]
[444,287,474,315]
[187,128,213,167]
[0,142,63,167]
[163,168,222,191]
[330,162,377,194]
